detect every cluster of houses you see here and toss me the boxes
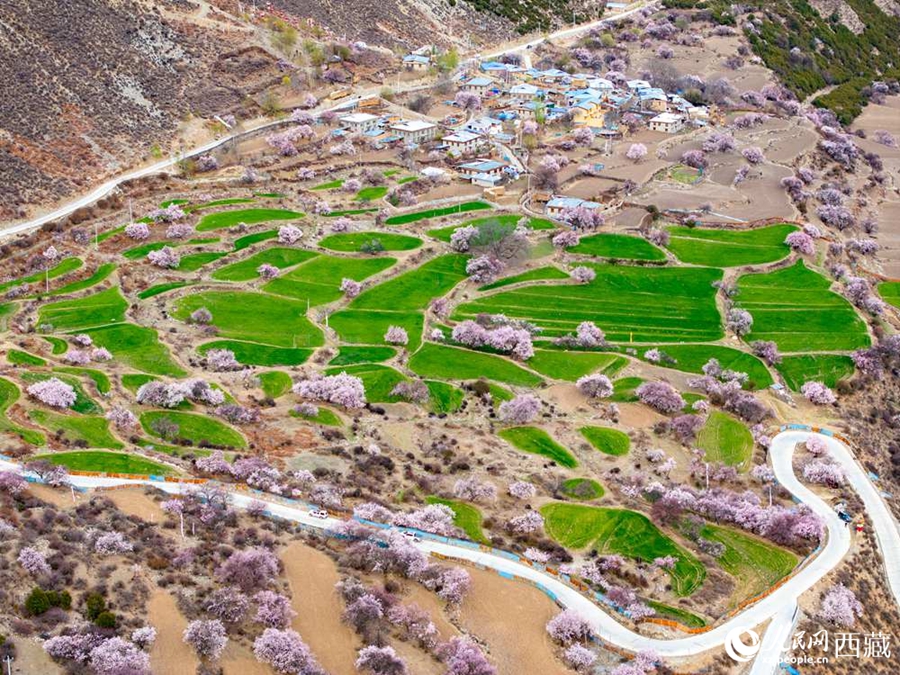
[462,61,711,133]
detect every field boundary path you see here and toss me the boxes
[1,425,898,665]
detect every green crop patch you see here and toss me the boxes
[560,477,604,501]
[426,381,464,414]
[541,503,705,596]
[177,251,229,272]
[264,255,396,306]
[28,411,123,449]
[53,367,112,395]
[737,261,869,352]
[498,426,577,467]
[291,406,342,426]
[8,349,46,366]
[427,215,555,242]
[85,323,185,377]
[528,349,626,381]
[137,282,190,299]
[198,340,312,367]
[141,410,246,448]
[609,377,643,402]
[569,233,666,261]
[234,230,278,250]
[330,310,424,348]
[696,411,753,470]
[410,343,543,387]
[385,201,491,225]
[0,257,83,294]
[196,208,304,232]
[666,224,797,267]
[350,255,469,312]
[212,248,317,281]
[328,346,396,366]
[318,232,422,252]
[258,371,293,399]
[38,287,128,332]
[426,497,488,542]
[456,264,723,342]
[579,426,630,456]
[700,523,797,607]
[0,377,45,445]
[635,344,773,390]
[47,263,116,297]
[172,291,323,349]
[35,450,171,475]
[880,282,900,310]
[776,354,855,391]
[355,186,389,201]
[480,266,569,291]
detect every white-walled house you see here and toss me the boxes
[389,119,437,144]
[647,112,685,133]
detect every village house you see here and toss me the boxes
[571,96,606,126]
[402,54,431,71]
[389,119,437,144]
[442,130,483,155]
[545,196,602,216]
[638,88,669,112]
[460,76,495,95]
[339,112,380,134]
[464,116,503,137]
[457,159,506,179]
[647,112,685,133]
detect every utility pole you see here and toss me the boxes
[705,462,709,490]
[5,654,13,675]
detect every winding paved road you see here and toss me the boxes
[2,428,898,664]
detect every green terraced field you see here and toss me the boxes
[258,371,293,399]
[264,255,396,306]
[737,261,869,352]
[426,381,465,414]
[541,503,705,596]
[700,523,797,607]
[28,411,122,449]
[53,367,112,395]
[635,344,773,389]
[569,233,666,261]
[38,287,127,331]
[696,411,753,469]
[198,340,313,367]
[349,255,469,312]
[234,230,278,250]
[456,264,723,342]
[328,346,396,366]
[426,215,555,242]
[141,410,246,448]
[171,291,323,349]
[137,282,190,299]
[666,224,797,267]
[527,349,627,382]
[426,497,488,543]
[497,426,577,467]
[177,251,229,272]
[776,354,856,391]
[318,232,423,252]
[212,248,318,281]
[330,310,424,348]
[47,263,116,296]
[579,426,630,456]
[560,477,604,500]
[196,208,304,232]
[609,377,643,402]
[409,344,543,387]
[35,450,172,475]
[880,282,900,310]
[85,323,185,377]
[8,349,46,366]
[385,201,491,225]
[0,377,45,445]
[0,257,83,294]
[479,266,569,291]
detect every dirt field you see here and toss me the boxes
[457,566,575,675]
[147,589,200,675]
[102,486,167,522]
[281,541,361,675]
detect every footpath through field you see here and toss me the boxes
[1,427,898,664]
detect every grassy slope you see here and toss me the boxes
[665,224,797,267]
[498,426,577,467]
[696,411,753,469]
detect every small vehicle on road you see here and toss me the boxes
[401,531,421,543]
[309,509,329,520]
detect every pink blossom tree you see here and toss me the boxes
[437,637,496,675]
[183,619,228,661]
[341,278,362,298]
[741,147,765,164]
[384,326,409,346]
[125,222,150,240]
[508,481,537,499]
[18,547,51,577]
[801,381,836,405]
[626,143,648,162]
[254,590,297,628]
[27,377,76,408]
[90,638,151,675]
[466,255,505,284]
[147,246,180,269]
[498,394,541,424]
[254,628,324,674]
[785,231,814,256]
[258,263,280,279]
[552,230,579,248]
[216,547,280,592]
[278,225,303,244]
[205,586,250,624]
[636,381,685,414]
[356,645,408,675]
[294,372,367,409]
[726,308,753,336]
[508,510,544,534]
[576,374,613,399]
[819,584,863,627]
[570,266,596,283]
[564,644,596,672]
[546,609,593,644]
